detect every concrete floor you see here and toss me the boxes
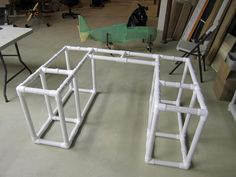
[0,1,236,177]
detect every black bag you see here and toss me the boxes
[127,4,148,27]
[91,0,103,6]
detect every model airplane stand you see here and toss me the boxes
[17,46,208,169]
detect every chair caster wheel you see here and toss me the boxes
[46,23,50,27]
[25,24,30,28]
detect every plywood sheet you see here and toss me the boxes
[211,33,236,72]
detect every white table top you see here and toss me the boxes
[0,25,33,51]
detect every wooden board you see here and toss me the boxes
[211,33,236,72]
[167,0,183,38]
[206,0,235,65]
[172,2,192,40]
[162,0,172,43]
[181,0,209,41]
[199,1,222,36]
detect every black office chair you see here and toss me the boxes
[60,0,79,19]
[169,22,219,83]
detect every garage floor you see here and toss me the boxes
[0,1,235,177]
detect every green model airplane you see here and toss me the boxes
[78,15,157,51]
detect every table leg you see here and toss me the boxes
[15,43,32,74]
[0,52,9,102]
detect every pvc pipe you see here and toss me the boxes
[195,88,208,114]
[57,74,74,94]
[52,87,73,116]
[147,69,156,132]
[182,92,197,135]
[36,118,53,138]
[65,46,92,52]
[57,50,93,93]
[42,46,66,68]
[72,77,82,122]
[155,132,179,139]
[17,92,37,140]
[159,80,195,90]
[145,109,160,162]
[186,59,198,85]
[17,46,208,168]
[179,133,187,161]
[64,49,71,70]
[158,103,204,116]
[52,116,78,124]
[147,159,181,168]
[69,123,80,142]
[55,93,69,145]
[160,99,176,105]
[17,69,41,87]
[160,55,187,62]
[153,57,160,104]
[78,88,94,93]
[17,86,57,97]
[185,117,207,166]
[39,72,53,119]
[147,57,160,134]
[91,58,96,92]
[41,67,72,75]
[64,48,74,91]
[81,92,96,118]
[176,62,188,106]
[88,54,155,66]
[35,139,66,149]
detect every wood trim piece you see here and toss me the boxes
[181,0,209,41]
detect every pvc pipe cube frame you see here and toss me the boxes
[16,46,208,169]
[17,47,97,148]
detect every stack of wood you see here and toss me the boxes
[160,0,236,100]
[164,0,235,65]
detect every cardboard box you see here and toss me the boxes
[213,60,236,101]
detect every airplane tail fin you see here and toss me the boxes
[78,15,91,42]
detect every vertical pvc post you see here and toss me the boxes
[184,116,207,168]
[182,91,197,135]
[176,62,188,138]
[55,93,69,146]
[146,57,160,162]
[18,92,37,140]
[176,62,188,106]
[72,77,82,122]
[64,48,71,70]
[91,56,96,93]
[39,71,53,119]
[64,48,73,90]
[146,109,160,162]
[147,68,156,135]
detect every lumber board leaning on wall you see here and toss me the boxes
[167,0,183,39]
[206,0,235,65]
[172,2,192,40]
[199,1,222,37]
[181,0,209,41]
[211,33,236,72]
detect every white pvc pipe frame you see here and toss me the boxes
[16,46,208,169]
